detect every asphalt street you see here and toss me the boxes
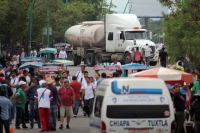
[10,64,160,133]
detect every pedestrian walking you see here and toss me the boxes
[144,44,152,67]
[58,79,75,129]
[95,73,103,86]
[46,77,61,131]
[75,65,85,83]
[34,81,53,132]
[158,47,168,67]
[15,81,28,129]
[59,48,67,60]
[82,77,95,117]
[25,78,41,129]
[191,90,200,133]
[13,52,20,65]
[20,47,27,60]
[70,76,81,117]
[173,84,185,133]
[0,90,12,133]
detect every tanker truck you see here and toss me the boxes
[65,14,159,66]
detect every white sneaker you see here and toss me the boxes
[73,114,77,117]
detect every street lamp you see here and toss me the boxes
[64,0,68,43]
[28,0,34,56]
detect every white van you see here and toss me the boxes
[89,78,175,133]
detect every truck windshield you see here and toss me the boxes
[125,31,147,40]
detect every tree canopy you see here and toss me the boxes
[159,0,200,66]
[0,0,115,53]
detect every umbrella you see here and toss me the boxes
[39,48,57,54]
[129,67,193,84]
[21,56,41,62]
[53,60,74,66]
[19,62,43,69]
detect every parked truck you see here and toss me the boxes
[64,14,159,66]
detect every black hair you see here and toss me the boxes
[90,77,94,79]
[178,61,182,66]
[66,70,69,74]
[195,68,200,72]
[62,72,67,75]
[23,70,28,74]
[101,72,106,78]
[38,75,43,79]
[72,76,77,80]
[136,47,139,51]
[0,90,6,96]
[10,70,17,75]
[81,65,85,68]
[84,71,88,74]
[55,77,60,81]
[6,77,11,80]
[113,72,117,77]
[115,72,120,77]
[19,76,26,82]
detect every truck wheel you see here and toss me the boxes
[150,61,157,66]
[124,53,132,64]
[95,53,102,64]
[77,56,81,65]
[86,53,95,66]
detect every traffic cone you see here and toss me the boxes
[10,128,14,133]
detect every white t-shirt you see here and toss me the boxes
[59,51,67,59]
[111,62,122,69]
[157,43,163,50]
[10,77,19,94]
[76,71,84,82]
[82,83,95,100]
[30,50,37,57]
[10,61,17,69]
[13,55,20,64]
[25,76,31,85]
[39,80,46,86]
[144,47,152,57]
[34,88,53,108]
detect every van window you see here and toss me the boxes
[94,96,104,118]
[107,105,170,119]
[108,32,113,40]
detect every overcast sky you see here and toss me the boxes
[107,0,129,13]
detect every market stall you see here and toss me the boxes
[94,62,148,77]
[21,56,41,63]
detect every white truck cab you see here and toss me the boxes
[90,78,174,133]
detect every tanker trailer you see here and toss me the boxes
[65,14,158,66]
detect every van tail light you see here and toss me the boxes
[101,120,106,133]
[171,120,175,133]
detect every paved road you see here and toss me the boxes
[11,109,90,133]
[10,64,160,133]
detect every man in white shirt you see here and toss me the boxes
[23,70,30,86]
[59,48,67,60]
[75,65,86,83]
[10,70,19,94]
[157,42,164,52]
[34,82,53,132]
[30,47,37,57]
[38,75,46,86]
[144,44,152,67]
[111,58,122,70]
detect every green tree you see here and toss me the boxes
[159,0,200,66]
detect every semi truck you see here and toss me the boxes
[64,14,159,66]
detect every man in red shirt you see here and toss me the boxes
[70,76,81,117]
[58,79,75,130]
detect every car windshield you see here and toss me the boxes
[125,31,148,40]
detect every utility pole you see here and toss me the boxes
[47,7,50,60]
[64,0,68,43]
[28,1,33,56]
[123,0,129,14]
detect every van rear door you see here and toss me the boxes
[105,95,173,133]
